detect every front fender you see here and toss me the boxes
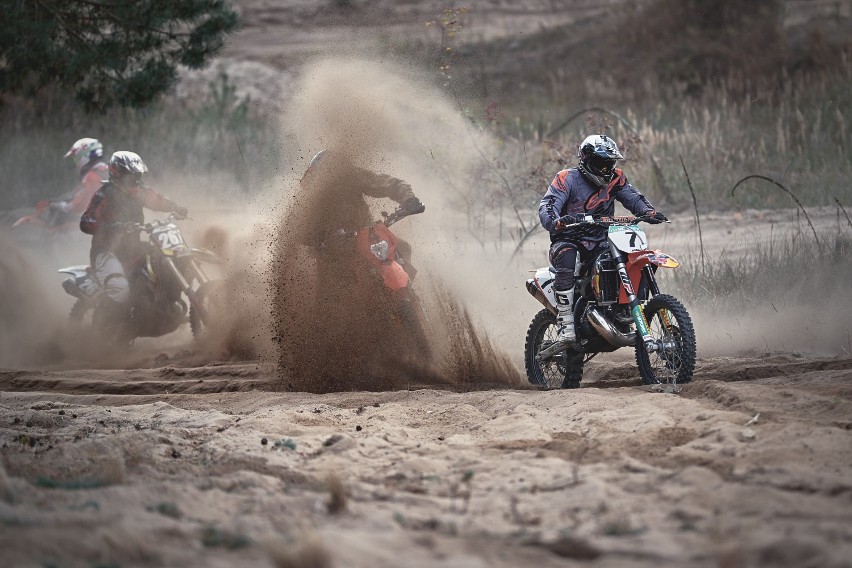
[618,250,679,303]
[379,261,410,291]
[628,250,680,269]
[190,247,224,265]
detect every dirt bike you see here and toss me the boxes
[524,214,696,389]
[325,204,431,359]
[12,197,81,237]
[58,213,224,345]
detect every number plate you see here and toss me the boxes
[608,224,648,252]
[152,223,188,254]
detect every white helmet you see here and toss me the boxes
[108,151,148,186]
[64,138,104,175]
[577,134,624,187]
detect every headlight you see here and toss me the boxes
[370,240,390,261]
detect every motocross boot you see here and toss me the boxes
[554,288,578,349]
[96,298,134,347]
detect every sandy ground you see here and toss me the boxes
[1,354,851,568]
[2,3,852,567]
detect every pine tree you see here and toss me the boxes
[0,0,239,111]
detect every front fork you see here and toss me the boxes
[643,264,674,329]
[610,243,661,353]
[164,257,209,323]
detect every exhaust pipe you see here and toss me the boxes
[587,306,635,347]
[526,279,557,315]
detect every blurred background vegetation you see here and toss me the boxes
[419,0,852,213]
[2,0,849,214]
[0,73,276,209]
[381,0,852,309]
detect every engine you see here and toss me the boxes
[591,251,619,305]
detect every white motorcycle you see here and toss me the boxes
[58,214,223,345]
[525,215,696,389]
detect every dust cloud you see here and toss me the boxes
[189,216,278,363]
[0,237,60,368]
[0,172,277,370]
[272,57,522,392]
[691,298,852,358]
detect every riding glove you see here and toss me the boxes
[402,197,425,214]
[645,211,668,224]
[556,213,594,229]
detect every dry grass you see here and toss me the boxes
[325,473,347,515]
[439,62,852,260]
[414,0,852,222]
[488,64,852,211]
[0,460,14,504]
[669,229,852,308]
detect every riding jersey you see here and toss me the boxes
[66,161,109,214]
[80,182,181,265]
[301,162,417,248]
[539,167,654,243]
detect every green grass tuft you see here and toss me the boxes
[201,526,251,550]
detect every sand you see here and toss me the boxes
[1,353,851,567]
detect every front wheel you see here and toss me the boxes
[189,280,226,341]
[635,294,696,385]
[524,308,583,390]
[397,296,432,361]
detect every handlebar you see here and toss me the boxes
[381,208,408,228]
[560,214,670,228]
[129,212,187,233]
[320,205,423,248]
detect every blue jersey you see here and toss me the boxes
[539,167,654,243]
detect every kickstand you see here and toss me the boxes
[583,352,598,365]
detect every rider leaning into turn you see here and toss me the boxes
[80,151,188,325]
[299,149,425,266]
[300,149,425,239]
[538,134,667,348]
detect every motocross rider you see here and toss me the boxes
[539,134,667,348]
[80,151,188,326]
[299,149,425,268]
[60,138,109,218]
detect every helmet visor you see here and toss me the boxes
[117,172,144,188]
[587,154,617,177]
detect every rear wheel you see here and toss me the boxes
[69,298,134,349]
[524,309,583,389]
[635,294,696,385]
